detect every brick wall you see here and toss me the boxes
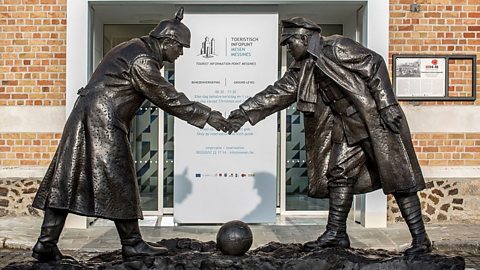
[412,133,480,166]
[390,0,480,105]
[0,0,66,167]
[448,58,474,98]
[390,0,480,164]
[0,133,61,167]
[0,0,67,107]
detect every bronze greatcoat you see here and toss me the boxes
[33,37,211,219]
[240,35,425,198]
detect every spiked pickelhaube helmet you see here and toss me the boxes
[149,7,191,48]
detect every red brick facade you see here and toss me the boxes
[390,0,480,105]
[0,0,66,107]
[0,133,60,167]
[413,133,480,166]
[448,59,474,98]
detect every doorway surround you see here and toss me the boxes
[65,0,389,229]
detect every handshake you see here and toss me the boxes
[207,109,249,134]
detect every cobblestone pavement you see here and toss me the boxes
[1,248,479,269]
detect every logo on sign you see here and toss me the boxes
[199,36,216,58]
[425,59,439,70]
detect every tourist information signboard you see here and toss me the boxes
[174,13,278,223]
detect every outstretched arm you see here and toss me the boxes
[131,56,229,130]
[226,69,299,134]
[237,69,299,125]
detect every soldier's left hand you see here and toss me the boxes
[380,105,402,134]
[207,111,231,132]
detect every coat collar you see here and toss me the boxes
[289,33,324,70]
[294,33,324,113]
[141,36,164,64]
[307,33,324,60]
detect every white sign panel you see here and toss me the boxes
[395,57,446,97]
[174,14,278,223]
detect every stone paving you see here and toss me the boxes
[0,215,479,268]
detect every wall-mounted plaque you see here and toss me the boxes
[392,55,476,101]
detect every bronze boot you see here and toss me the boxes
[32,208,67,262]
[305,186,353,249]
[114,219,168,259]
[394,192,433,255]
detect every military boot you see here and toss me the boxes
[394,192,433,255]
[114,219,168,260]
[32,208,67,262]
[305,186,353,249]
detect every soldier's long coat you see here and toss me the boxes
[240,35,425,198]
[33,37,211,219]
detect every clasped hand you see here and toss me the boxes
[206,109,249,134]
[207,111,231,132]
[226,109,249,134]
[207,109,249,134]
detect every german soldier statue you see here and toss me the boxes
[31,8,230,262]
[228,17,432,255]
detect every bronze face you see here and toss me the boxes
[163,40,184,63]
[285,36,308,61]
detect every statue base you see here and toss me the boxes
[4,238,465,270]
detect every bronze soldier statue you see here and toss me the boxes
[228,17,432,255]
[31,8,230,262]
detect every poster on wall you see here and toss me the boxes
[173,13,278,223]
[394,57,446,97]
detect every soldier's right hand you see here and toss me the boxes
[227,109,248,134]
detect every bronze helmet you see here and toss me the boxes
[149,7,191,48]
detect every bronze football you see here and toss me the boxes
[216,220,253,256]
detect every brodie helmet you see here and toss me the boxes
[149,7,191,48]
